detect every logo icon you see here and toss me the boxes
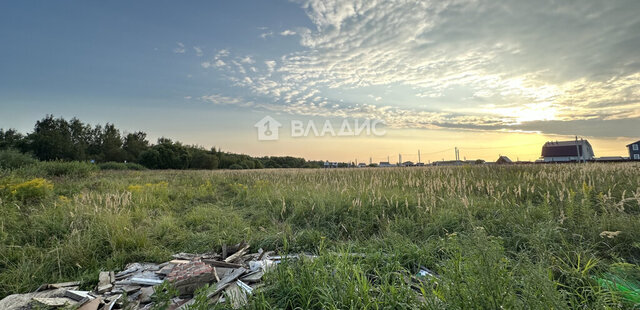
[254,116,282,141]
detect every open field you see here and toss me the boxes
[1,163,640,308]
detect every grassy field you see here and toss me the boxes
[1,163,640,308]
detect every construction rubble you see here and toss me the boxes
[0,244,299,310]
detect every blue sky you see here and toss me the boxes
[1,0,639,161]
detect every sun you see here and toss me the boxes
[490,102,558,124]
[513,103,558,123]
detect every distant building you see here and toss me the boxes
[401,161,415,167]
[323,161,338,168]
[496,156,512,164]
[594,156,628,162]
[379,161,395,167]
[357,163,367,168]
[628,140,640,160]
[540,139,594,162]
[432,159,484,166]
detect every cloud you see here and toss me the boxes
[192,0,640,137]
[280,30,297,36]
[240,56,255,64]
[264,60,276,73]
[215,49,230,58]
[199,94,254,107]
[193,46,203,57]
[173,42,186,54]
[260,31,273,39]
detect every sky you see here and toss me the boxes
[1,0,639,163]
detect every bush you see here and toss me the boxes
[0,149,37,169]
[98,162,147,171]
[189,152,218,170]
[0,178,53,202]
[17,161,98,178]
[39,161,98,177]
[228,164,244,170]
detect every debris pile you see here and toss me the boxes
[0,244,285,310]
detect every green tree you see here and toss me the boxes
[27,115,74,160]
[101,124,126,162]
[0,129,26,150]
[139,149,160,169]
[189,150,218,169]
[123,131,149,162]
[68,117,91,160]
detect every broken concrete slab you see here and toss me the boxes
[0,288,69,310]
[139,286,155,304]
[32,297,75,307]
[97,271,113,293]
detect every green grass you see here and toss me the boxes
[1,163,640,308]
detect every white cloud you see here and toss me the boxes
[215,49,229,59]
[173,42,186,54]
[240,56,255,64]
[265,60,276,71]
[193,46,203,57]
[192,0,640,135]
[199,94,253,107]
[280,30,297,36]
[260,31,273,39]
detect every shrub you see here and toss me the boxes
[98,162,147,171]
[0,149,37,169]
[228,164,244,170]
[0,178,54,202]
[33,161,98,177]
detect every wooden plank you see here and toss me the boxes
[206,267,246,299]
[77,297,101,310]
[224,245,250,263]
[64,290,93,301]
[51,281,81,288]
[202,259,243,269]
[213,267,220,282]
[222,244,228,260]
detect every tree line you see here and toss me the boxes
[0,115,325,170]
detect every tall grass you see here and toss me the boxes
[1,163,639,308]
